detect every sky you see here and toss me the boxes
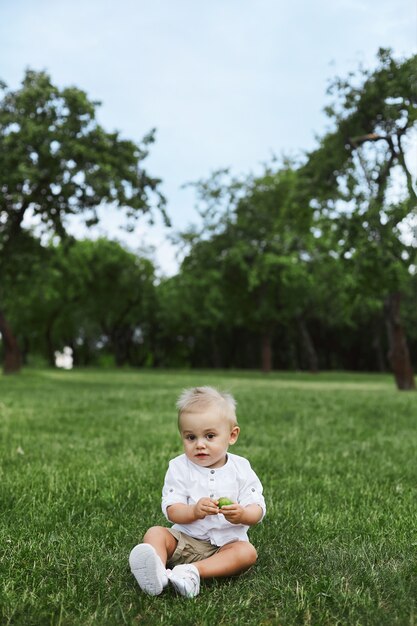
[1,0,416,275]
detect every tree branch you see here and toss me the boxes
[349,133,387,145]
[397,133,417,204]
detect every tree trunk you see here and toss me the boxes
[0,310,22,374]
[111,326,133,366]
[384,292,415,390]
[210,332,222,368]
[372,320,386,373]
[21,336,30,366]
[45,324,56,367]
[261,331,273,373]
[296,315,319,373]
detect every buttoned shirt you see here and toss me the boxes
[161,452,266,546]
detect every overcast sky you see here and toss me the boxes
[1,0,416,274]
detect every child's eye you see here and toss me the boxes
[206,433,216,440]
[185,434,196,441]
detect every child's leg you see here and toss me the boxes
[194,541,257,578]
[129,527,177,596]
[168,541,257,598]
[142,526,178,566]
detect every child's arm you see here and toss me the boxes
[220,502,263,526]
[167,497,219,524]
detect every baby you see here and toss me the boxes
[129,386,266,598]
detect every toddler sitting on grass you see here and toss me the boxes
[129,386,266,598]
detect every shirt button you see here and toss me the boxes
[169,489,174,492]
[251,488,255,492]
[210,494,214,498]
[210,470,215,474]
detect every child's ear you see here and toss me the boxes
[229,426,240,445]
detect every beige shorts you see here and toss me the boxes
[167,529,221,568]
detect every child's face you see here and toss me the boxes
[179,407,239,469]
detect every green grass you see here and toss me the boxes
[0,368,416,625]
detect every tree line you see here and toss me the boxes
[1,49,416,389]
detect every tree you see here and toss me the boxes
[64,239,156,367]
[3,238,157,368]
[0,69,166,373]
[181,165,326,373]
[0,230,48,369]
[303,49,417,389]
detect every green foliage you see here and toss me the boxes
[175,49,417,373]
[2,53,417,376]
[0,369,416,624]
[4,238,157,366]
[180,165,310,333]
[288,49,417,382]
[172,161,365,370]
[0,69,167,244]
[0,68,167,372]
[306,48,417,204]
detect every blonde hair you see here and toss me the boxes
[176,386,237,428]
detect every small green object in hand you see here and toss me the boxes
[218,497,233,508]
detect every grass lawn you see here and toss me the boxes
[0,368,416,625]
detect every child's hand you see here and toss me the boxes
[218,502,246,524]
[193,497,219,520]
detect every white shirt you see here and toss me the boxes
[161,452,266,547]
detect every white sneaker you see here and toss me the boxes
[129,544,168,596]
[169,563,200,598]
